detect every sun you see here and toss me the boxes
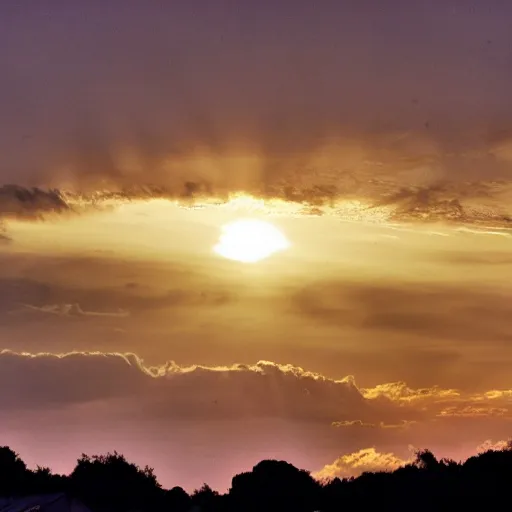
[214,219,290,263]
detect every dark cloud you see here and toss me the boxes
[14,303,130,318]
[0,351,148,410]
[0,251,509,392]
[0,171,510,230]
[432,251,512,266]
[367,181,512,225]
[291,280,512,345]
[0,253,237,363]
[1,350,510,423]
[0,351,375,422]
[0,4,512,224]
[370,183,466,221]
[0,276,232,321]
[0,185,70,220]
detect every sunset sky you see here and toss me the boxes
[0,0,511,492]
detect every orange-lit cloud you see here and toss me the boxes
[313,448,409,480]
[437,406,509,418]
[332,420,416,429]
[476,439,512,453]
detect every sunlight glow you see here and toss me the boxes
[213,219,290,263]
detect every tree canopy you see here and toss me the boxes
[0,444,511,511]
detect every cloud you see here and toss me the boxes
[15,176,512,228]
[476,439,512,453]
[361,382,460,403]
[437,406,509,418]
[332,420,416,430]
[331,420,377,428]
[282,265,512,392]
[480,390,512,400]
[1,4,512,228]
[0,249,510,396]
[361,381,512,422]
[433,251,512,266]
[0,273,231,322]
[0,185,71,220]
[0,351,443,425]
[370,184,465,221]
[291,280,512,352]
[1,350,510,423]
[0,351,360,418]
[313,448,409,480]
[0,350,511,489]
[13,303,130,318]
[368,181,512,225]
[0,350,150,410]
[0,175,510,231]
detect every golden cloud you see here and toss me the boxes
[313,448,409,481]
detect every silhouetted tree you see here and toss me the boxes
[1,443,512,510]
[27,465,67,495]
[191,484,223,512]
[69,451,162,512]
[230,460,320,512]
[414,449,440,470]
[0,446,28,496]
[163,486,191,512]
[463,443,512,495]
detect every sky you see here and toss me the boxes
[0,0,511,492]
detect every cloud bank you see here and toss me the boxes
[1,4,512,225]
[1,350,511,489]
[2,349,510,421]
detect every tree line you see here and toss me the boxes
[0,443,511,511]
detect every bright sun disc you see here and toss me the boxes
[214,219,290,263]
